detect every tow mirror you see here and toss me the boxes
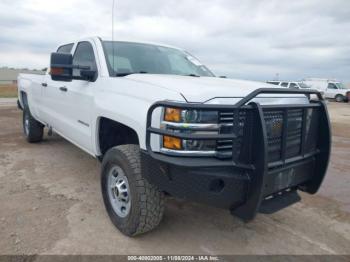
[50,52,97,82]
[50,53,73,82]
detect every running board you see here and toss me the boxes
[259,190,301,214]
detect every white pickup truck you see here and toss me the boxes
[18,36,331,236]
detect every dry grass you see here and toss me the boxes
[0,84,18,98]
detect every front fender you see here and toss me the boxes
[91,79,185,155]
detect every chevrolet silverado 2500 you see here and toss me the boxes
[18,37,331,236]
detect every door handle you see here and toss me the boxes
[41,83,48,87]
[59,86,68,92]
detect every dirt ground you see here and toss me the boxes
[0,99,349,255]
[0,85,17,98]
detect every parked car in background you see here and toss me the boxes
[267,81,324,100]
[267,81,326,99]
[302,78,350,102]
[267,81,311,89]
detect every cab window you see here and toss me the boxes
[289,83,298,89]
[327,83,338,89]
[281,82,288,87]
[57,43,74,54]
[73,41,97,78]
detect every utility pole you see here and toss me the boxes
[274,73,279,81]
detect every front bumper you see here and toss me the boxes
[143,88,332,221]
[142,153,249,210]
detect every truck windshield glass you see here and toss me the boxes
[102,41,214,77]
[336,83,347,89]
[299,83,310,88]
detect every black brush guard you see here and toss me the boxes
[144,88,331,221]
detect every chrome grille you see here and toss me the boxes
[216,111,246,160]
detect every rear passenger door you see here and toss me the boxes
[57,41,98,153]
[41,43,74,127]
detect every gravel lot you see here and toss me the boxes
[0,99,349,255]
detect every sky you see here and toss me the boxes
[0,0,349,82]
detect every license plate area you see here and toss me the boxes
[263,159,315,197]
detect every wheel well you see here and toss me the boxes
[335,94,345,101]
[21,92,28,109]
[98,117,139,156]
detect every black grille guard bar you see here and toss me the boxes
[145,88,331,220]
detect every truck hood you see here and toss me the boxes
[126,74,299,103]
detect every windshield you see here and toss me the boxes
[102,41,214,77]
[299,83,311,89]
[335,83,347,89]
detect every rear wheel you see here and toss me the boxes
[101,145,164,236]
[23,107,44,143]
[335,94,344,102]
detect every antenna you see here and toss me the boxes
[112,0,116,70]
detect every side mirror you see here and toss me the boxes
[50,53,73,82]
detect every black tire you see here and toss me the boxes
[23,107,44,143]
[101,145,164,236]
[335,94,344,102]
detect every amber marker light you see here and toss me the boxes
[163,136,182,150]
[164,108,181,122]
[50,67,64,75]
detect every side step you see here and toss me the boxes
[259,190,301,214]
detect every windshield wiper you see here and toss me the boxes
[116,71,148,77]
[185,74,200,77]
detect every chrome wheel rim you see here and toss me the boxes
[24,113,29,135]
[107,165,131,218]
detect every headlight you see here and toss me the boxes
[161,107,219,155]
[164,108,218,123]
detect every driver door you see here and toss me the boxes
[57,41,98,153]
[41,43,75,127]
[326,83,338,99]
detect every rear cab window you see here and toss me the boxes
[57,43,74,54]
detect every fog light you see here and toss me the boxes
[182,139,201,150]
[163,136,182,150]
[182,139,216,151]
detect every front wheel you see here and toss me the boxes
[335,94,345,102]
[101,145,164,236]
